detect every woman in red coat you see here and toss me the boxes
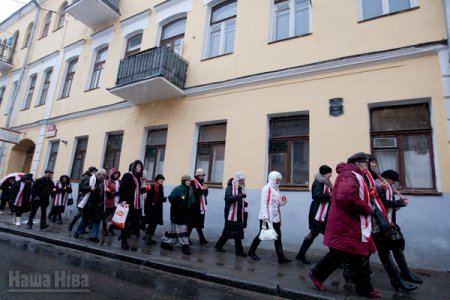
[308,152,381,298]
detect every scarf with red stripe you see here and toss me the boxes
[53,182,71,206]
[227,179,245,222]
[352,171,372,242]
[364,170,391,224]
[192,178,207,215]
[14,182,31,207]
[315,184,330,222]
[131,173,140,209]
[384,183,394,223]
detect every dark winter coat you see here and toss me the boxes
[221,178,247,239]
[144,181,165,225]
[32,176,55,206]
[308,173,333,234]
[323,163,375,256]
[190,176,208,229]
[120,161,143,210]
[168,183,192,225]
[0,179,15,201]
[79,174,104,221]
[11,179,33,213]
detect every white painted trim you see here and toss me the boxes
[155,13,188,50]
[188,43,446,96]
[359,0,419,21]
[121,10,150,37]
[155,0,192,24]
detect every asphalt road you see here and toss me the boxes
[0,233,279,300]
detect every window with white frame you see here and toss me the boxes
[38,68,52,106]
[272,0,311,42]
[41,12,52,38]
[125,33,142,58]
[103,133,123,172]
[160,17,186,55]
[61,58,78,98]
[55,2,68,30]
[360,0,417,20]
[144,129,167,180]
[46,141,60,172]
[89,47,108,89]
[22,22,34,48]
[206,0,237,58]
[4,81,18,115]
[71,137,88,180]
[23,74,37,110]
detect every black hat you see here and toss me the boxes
[347,152,369,164]
[88,166,98,173]
[22,173,33,180]
[155,174,165,181]
[319,165,332,175]
[381,170,399,182]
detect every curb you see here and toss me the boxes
[0,225,329,299]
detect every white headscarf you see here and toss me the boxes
[234,171,246,189]
[268,171,282,189]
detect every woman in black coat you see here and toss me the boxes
[144,174,166,245]
[296,165,333,264]
[188,168,209,245]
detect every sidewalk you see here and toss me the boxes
[1,213,449,299]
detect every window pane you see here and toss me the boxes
[97,48,108,62]
[144,147,156,177]
[127,34,142,52]
[275,3,290,40]
[162,18,186,40]
[208,25,221,57]
[371,104,430,131]
[103,134,123,171]
[155,148,165,177]
[271,116,309,137]
[389,0,411,13]
[211,1,237,23]
[147,129,167,146]
[404,135,433,188]
[270,153,287,183]
[196,151,211,182]
[291,140,309,185]
[362,0,383,19]
[295,0,310,36]
[199,124,227,142]
[224,19,235,54]
[374,149,399,174]
[211,144,225,182]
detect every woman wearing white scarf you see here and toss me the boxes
[247,171,292,264]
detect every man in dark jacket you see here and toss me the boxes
[27,170,55,230]
[308,152,381,298]
[0,176,16,213]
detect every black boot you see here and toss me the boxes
[296,238,313,264]
[383,256,417,291]
[119,235,130,250]
[197,229,208,245]
[392,249,423,284]
[182,244,192,255]
[248,236,261,260]
[275,242,292,264]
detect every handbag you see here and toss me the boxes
[67,196,74,206]
[259,221,278,241]
[111,204,130,229]
[373,206,390,233]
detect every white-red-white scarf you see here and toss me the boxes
[227,179,245,222]
[132,174,140,209]
[384,183,394,223]
[53,182,71,206]
[315,184,330,222]
[114,180,120,207]
[192,178,207,215]
[14,182,31,207]
[364,170,392,224]
[352,171,372,243]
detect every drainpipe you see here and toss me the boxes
[0,3,41,174]
[442,0,450,141]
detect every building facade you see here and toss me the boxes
[0,0,449,270]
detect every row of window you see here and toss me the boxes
[45,103,435,191]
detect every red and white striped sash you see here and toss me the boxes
[192,178,207,215]
[315,185,330,222]
[14,182,26,207]
[384,184,394,223]
[352,171,372,243]
[365,170,391,224]
[132,174,140,209]
[227,180,244,222]
[54,182,70,206]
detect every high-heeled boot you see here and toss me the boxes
[392,249,423,284]
[295,238,313,264]
[275,242,292,264]
[383,255,417,291]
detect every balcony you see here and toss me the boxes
[65,0,120,29]
[109,46,188,104]
[0,45,14,73]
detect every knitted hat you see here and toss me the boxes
[181,175,191,181]
[155,174,165,181]
[235,172,246,181]
[319,165,332,175]
[97,168,107,176]
[347,152,369,164]
[195,168,206,176]
[381,170,399,182]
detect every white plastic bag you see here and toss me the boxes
[111,204,129,228]
[259,221,278,241]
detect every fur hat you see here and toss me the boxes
[181,175,191,181]
[319,165,332,175]
[195,168,206,176]
[97,168,107,176]
[347,152,369,164]
[234,172,246,181]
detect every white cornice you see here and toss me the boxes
[186,43,447,96]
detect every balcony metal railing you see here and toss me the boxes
[73,0,120,13]
[0,44,15,65]
[116,46,188,90]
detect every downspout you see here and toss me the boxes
[442,0,450,141]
